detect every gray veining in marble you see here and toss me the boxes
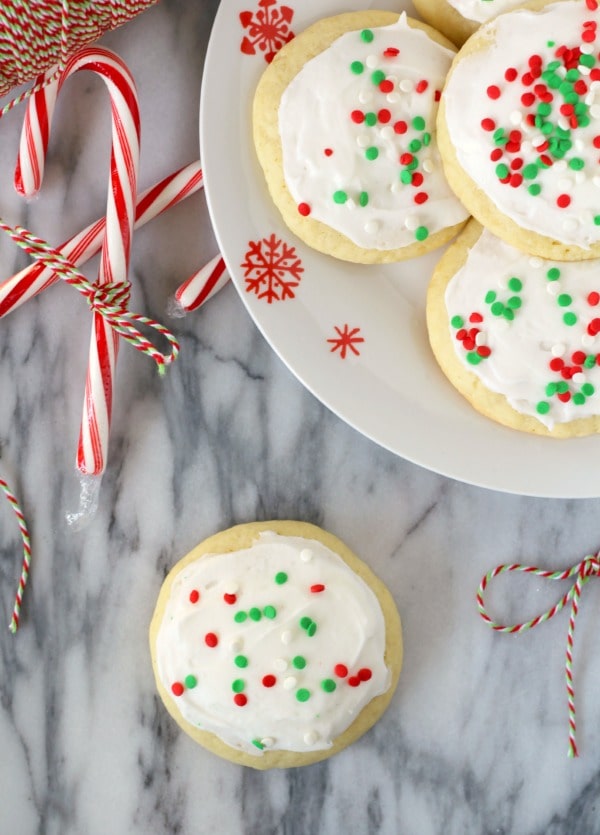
[1,1,600,833]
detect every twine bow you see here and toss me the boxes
[0,219,179,373]
[477,553,600,757]
[0,475,31,633]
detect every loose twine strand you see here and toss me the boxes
[477,554,600,758]
[0,477,31,632]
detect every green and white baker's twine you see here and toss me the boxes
[477,553,600,757]
[0,476,31,633]
[0,219,179,372]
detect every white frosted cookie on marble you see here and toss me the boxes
[437,0,600,260]
[427,219,600,436]
[412,0,527,47]
[149,520,402,769]
[253,12,469,264]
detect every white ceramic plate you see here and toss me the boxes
[201,0,600,498]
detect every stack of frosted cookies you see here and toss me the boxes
[429,0,600,438]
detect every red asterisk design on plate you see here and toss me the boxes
[327,325,365,359]
[241,233,303,303]
[239,0,295,63]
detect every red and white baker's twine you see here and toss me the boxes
[477,553,600,757]
[0,477,31,633]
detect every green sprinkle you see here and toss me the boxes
[594,216,600,226]
[573,393,586,405]
[557,294,572,307]
[503,308,515,322]
[563,312,577,326]
[234,611,247,623]
[485,290,497,304]
[415,226,429,242]
[234,655,248,668]
[412,116,426,131]
[333,191,348,205]
[350,61,364,74]
[536,401,551,415]
[495,163,509,179]
[422,132,431,146]
[263,605,277,619]
[252,739,265,750]
[569,157,585,171]
[249,607,262,621]
[307,622,317,637]
[371,69,385,86]
[557,381,569,394]
[579,53,595,67]
[508,277,522,292]
[582,383,595,396]
[300,616,312,630]
[408,139,422,153]
[321,679,337,693]
[528,184,542,196]
[547,40,555,47]
[292,655,306,670]
[523,163,539,180]
[365,146,379,161]
[400,170,413,184]
[466,352,483,365]
[361,28,374,42]
[275,571,288,585]
[546,268,561,281]
[296,688,311,702]
[546,382,558,396]
[184,675,197,689]
[450,315,464,329]
[232,679,245,693]
[537,102,552,117]
[364,111,377,127]
[491,301,505,316]
[359,191,369,207]
[507,296,522,310]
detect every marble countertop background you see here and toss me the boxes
[1,1,600,833]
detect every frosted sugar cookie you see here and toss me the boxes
[149,521,402,769]
[253,12,469,264]
[427,219,600,436]
[412,0,527,47]
[438,0,600,260]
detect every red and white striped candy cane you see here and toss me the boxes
[1,161,204,318]
[14,70,58,197]
[27,47,141,476]
[173,254,229,313]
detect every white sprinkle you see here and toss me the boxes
[365,220,379,234]
[574,139,585,153]
[356,134,370,148]
[582,333,595,348]
[593,176,600,189]
[553,160,567,174]
[562,218,579,233]
[509,110,523,125]
[573,373,586,386]
[366,54,378,68]
[260,737,275,748]
[300,549,313,562]
[591,104,600,119]
[581,42,595,55]
[358,89,373,104]
[422,159,435,173]
[283,676,297,690]
[345,198,356,210]
[399,79,413,92]
[379,126,394,141]
[546,282,559,297]
[557,177,572,191]
[575,172,586,185]
[230,638,243,652]
[274,657,288,672]
[226,583,239,595]
[303,731,319,746]
[557,117,571,132]
[386,92,400,103]
[404,215,419,231]
[532,135,546,148]
[281,630,292,645]
[551,343,566,357]
[390,181,401,194]
[580,65,591,76]
[529,256,543,268]
[475,332,487,346]
[387,74,398,86]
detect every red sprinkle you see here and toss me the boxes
[415,79,429,94]
[358,668,373,682]
[557,194,571,209]
[234,693,248,707]
[469,312,483,323]
[477,346,492,358]
[481,118,495,131]
[550,358,564,372]
[582,29,596,43]
[505,67,518,81]
[351,110,364,124]
[378,108,391,124]
[348,676,361,687]
[572,351,587,365]
[310,584,326,593]
[171,682,184,697]
[379,79,394,94]
[434,89,441,102]
[487,85,501,99]
[298,202,311,217]
[205,632,219,648]
[414,192,429,204]
[324,148,333,156]
[587,0,598,11]
[411,172,424,188]
[189,589,200,604]
[262,675,277,688]
[587,291,600,306]
[393,120,408,134]
[384,47,400,57]
[558,391,572,403]
[588,318,600,336]
[490,149,503,162]
[223,593,237,605]
[334,664,348,678]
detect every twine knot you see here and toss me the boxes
[477,550,600,758]
[85,280,131,312]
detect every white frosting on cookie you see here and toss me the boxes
[443,0,600,247]
[277,14,468,250]
[445,228,600,427]
[155,532,390,756]
[446,0,525,26]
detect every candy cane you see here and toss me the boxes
[1,161,204,318]
[173,254,230,314]
[27,47,141,476]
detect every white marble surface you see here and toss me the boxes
[1,2,600,833]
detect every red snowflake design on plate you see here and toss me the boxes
[327,325,365,359]
[239,0,295,63]
[241,233,303,303]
